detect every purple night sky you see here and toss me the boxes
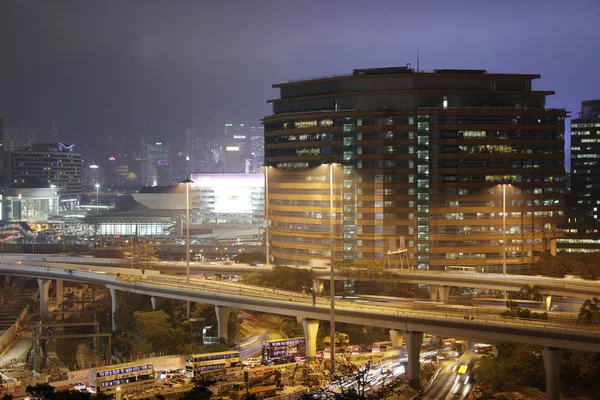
[1,0,599,164]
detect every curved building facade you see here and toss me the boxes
[263,67,566,271]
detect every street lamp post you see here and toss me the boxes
[182,177,194,318]
[181,178,194,283]
[265,166,270,266]
[502,184,507,276]
[58,236,65,263]
[328,163,337,374]
[95,184,100,215]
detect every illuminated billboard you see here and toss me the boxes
[190,174,263,214]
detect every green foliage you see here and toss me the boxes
[501,300,548,320]
[234,252,265,264]
[302,359,407,400]
[476,343,545,391]
[178,377,215,400]
[576,297,600,325]
[531,253,600,279]
[113,292,152,330]
[241,266,313,291]
[127,242,159,270]
[115,310,186,357]
[518,284,541,301]
[562,350,600,394]
[24,383,113,399]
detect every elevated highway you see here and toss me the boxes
[1,261,596,399]
[0,262,598,354]
[4,254,600,302]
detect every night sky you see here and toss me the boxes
[1,0,599,159]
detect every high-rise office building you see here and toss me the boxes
[6,142,83,196]
[558,100,600,253]
[223,123,250,173]
[250,125,265,172]
[145,141,169,186]
[264,67,566,270]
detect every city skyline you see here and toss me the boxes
[1,0,599,160]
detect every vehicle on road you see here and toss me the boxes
[226,370,282,400]
[185,350,241,378]
[243,357,261,367]
[72,382,86,392]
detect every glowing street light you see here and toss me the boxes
[181,177,194,283]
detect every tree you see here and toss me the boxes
[576,297,600,325]
[132,242,159,270]
[476,343,545,391]
[501,300,548,320]
[302,359,407,400]
[518,284,541,301]
[26,383,56,399]
[241,266,313,291]
[532,253,600,279]
[178,377,216,400]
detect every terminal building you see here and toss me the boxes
[558,99,600,253]
[131,173,264,239]
[264,67,566,270]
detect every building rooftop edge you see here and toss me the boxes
[273,69,542,88]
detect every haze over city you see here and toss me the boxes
[1,0,599,159]
[1,1,600,400]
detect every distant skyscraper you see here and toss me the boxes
[6,142,83,196]
[249,125,264,172]
[83,162,106,187]
[558,100,600,253]
[171,151,190,182]
[145,141,169,186]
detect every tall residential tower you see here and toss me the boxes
[558,100,600,253]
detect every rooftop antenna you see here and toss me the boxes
[417,49,420,73]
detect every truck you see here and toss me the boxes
[226,370,282,400]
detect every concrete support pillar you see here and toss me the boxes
[437,286,450,304]
[542,347,563,400]
[37,279,50,315]
[550,239,557,256]
[389,329,404,349]
[429,285,439,302]
[215,306,230,341]
[312,279,324,295]
[302,319,320,362]
[4,275,10,284]
[55,279,63,306]
[405,331,424,389]
[544,295,552,311]
[151,296,158,311]
[109,287,118,331]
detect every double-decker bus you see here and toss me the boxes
[88,362,155,394]
[262,337,306,362]
[185,350,241,378]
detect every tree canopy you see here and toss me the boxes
[241,266,313,291]
[531,253,600,279]
[576,297,600,325]
[23,383,112,399]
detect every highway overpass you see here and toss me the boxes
[1,262,595,399]
[4,254,600,300]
